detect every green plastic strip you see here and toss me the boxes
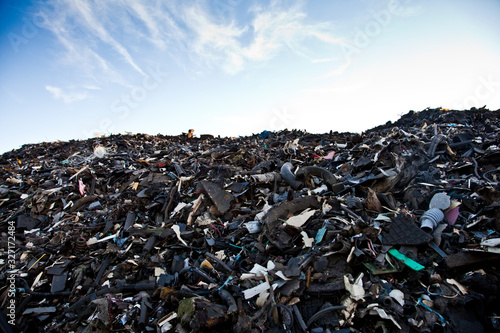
[388,248,425,271]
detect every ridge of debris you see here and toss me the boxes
[2,107,500,333]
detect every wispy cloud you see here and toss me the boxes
[324,59,352,77]
[72,0,145,75]
[45,85,88,103]
[181,4,247,74]
[37,0,345,80]
[39,1,128,86]
[181,1,345,74]
[82,85,101,90]
[312,58,337,63]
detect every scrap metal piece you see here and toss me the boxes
[51,272,68,293]
[22,307,57,315]
[427,134,446,158]
[143,235,157,252]
[201,181,234,214]
[73,237,87,254]
[124,212,136,231]
[428,241,448,258]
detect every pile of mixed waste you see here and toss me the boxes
[1,108,500,332]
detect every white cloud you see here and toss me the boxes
[71,0,144,75]
[181,4,247,74]
[312,58,337,63]
[45,85,88,103]
[323,59,352,77]
[38,0,345,79]
[39,0,164,86]
[40,2,128,86]
[177,1,345,74]
[38,0,341,79]
[82,85,101,90]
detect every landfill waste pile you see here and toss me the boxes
[2,108,500,333]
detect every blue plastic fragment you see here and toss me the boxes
[417,298,446,325]
[258,130,269,139]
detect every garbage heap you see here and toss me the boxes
[2,108,500,333]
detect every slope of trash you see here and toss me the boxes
[1,108,500,333]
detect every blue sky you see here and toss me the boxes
[1,0,500,153]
